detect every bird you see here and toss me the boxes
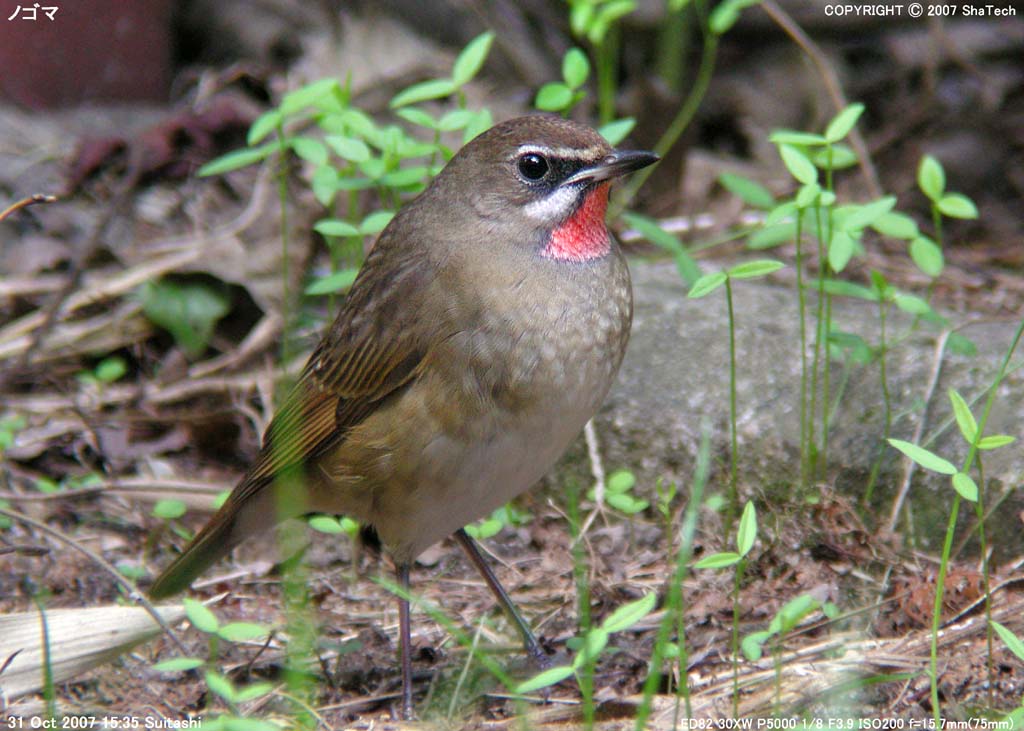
[148,114,658,718]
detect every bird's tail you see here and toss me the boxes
[148,477,283,599]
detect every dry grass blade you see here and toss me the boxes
[0,604,185,702]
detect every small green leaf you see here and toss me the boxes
[279,78,340,116]
[887,439,957,475]
[204,671,236,703]
[872,211,919,240]
[824,103,865,143]
[452,32,494,86]
[607,469,636,493]
[198,142,276,177]
[465,518,502,540]
[893,293,932,315]
[514,665,575,694]
[234,682,274,703]
[573,628,610,667]
[828,231,856,273]
[380,166,430,188]
[869,270,891,298]
[587,0,636,43]
[778,144,817,185]
[535,82,574,111]
[247,110,283,146]
[184,598,220,634]
[687,271,727,298]
[947,332,977,356]
[727,259,784,280]
[948,389,978,444]
[153,657,205,673]
[708,0,740,34]
[395,107,437,130]
[992,621,1024,663]
[828,330,871,363]
[937,193,979,219]
[741,630,771,661]
[736,501,757,556]
[309,165,338,207]
[308,515,348,533]
[607,492,648,514]
[460,109,492,143]
[794,182,821,209]
[139,279,231,360]
[811,278,878,301]
[290,137,327,166]
[837,196,897,232]
[598,118,635,146]
[917,155,945,201]
[601,592,657,633]
[768,130,827,146]
[747,222,796,250]
[622,212,700,284]
[764,201,797,226]
[909,236,944,277]
[152,499,187,520]
[304,269,359,296]
[695,552,742,569]
[93,356,127,383]
[562,47,591,88]
[218,622,269,642]
[359,210,395,235]
[325,135,371,163]
[390,78,456,109]
[314,219,360,238]
[35,477,60,494]
[437,109,476,132]
[977,434,1015,450]
[952,472,978,502]
[718,173,774,209]
[772,594,820,634]
[812,143,858,170]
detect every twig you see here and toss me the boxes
[886,331,950,533]
[0,507,188,654]
[578,420,609,539]
[0,478,227,502]
[759,0,883,199]
[0,193,57,222]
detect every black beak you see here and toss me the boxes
[562,149,660,187]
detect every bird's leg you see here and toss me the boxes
[395,562,415,720]
[453,528,550,668]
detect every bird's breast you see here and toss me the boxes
[314,248,632,561]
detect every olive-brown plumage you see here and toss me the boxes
[149,115,657,717]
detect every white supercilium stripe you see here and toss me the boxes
[514,143,606,162]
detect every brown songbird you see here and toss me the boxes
[149,115,658,718]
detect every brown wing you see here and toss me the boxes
[234,231,436,502]
[148,226,436,599]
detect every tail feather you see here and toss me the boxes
[148,478,284,599]
[148,506,243,599]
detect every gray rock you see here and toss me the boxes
[560,259,1023,552]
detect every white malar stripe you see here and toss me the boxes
[523,185,579,222]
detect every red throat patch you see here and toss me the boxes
[542,183,611,262]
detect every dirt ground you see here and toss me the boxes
[2,2,1024,728]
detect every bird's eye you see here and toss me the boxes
[517,153,549,181]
